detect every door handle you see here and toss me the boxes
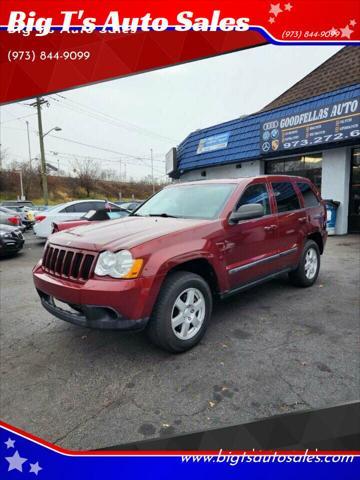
[264,224,278,231]
[298,216,307,223]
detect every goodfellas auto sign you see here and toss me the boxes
[260,97,360,154]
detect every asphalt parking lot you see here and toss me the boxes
[1,232,359,450]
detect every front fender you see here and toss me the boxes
[139,240,228,318]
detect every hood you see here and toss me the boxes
[50,216,210,251]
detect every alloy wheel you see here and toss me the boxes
[171,288,206,340]
[304,247,318,280]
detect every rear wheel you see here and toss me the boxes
[147,271,212,353]
[288,240,320,287]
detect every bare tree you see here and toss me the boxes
[72,157,100,197]
[0,148,8,171]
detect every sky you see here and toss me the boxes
[0,44,342,181]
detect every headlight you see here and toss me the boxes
[94,250,143,279]
[0,232,12,238]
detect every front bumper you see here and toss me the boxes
[0,238,24,255]
[38,290,148,330]
[33,264,154,331]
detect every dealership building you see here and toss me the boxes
[168,47,360,234]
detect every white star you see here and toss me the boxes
[269,17,275,24]
[29,461,43,476]
[349,19,357,27]
[4,437,15,449]
[269,3,283,17]
[340,24,354,38]
[284,3,293,11]
[5,450,27,472]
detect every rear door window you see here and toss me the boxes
[73,202,98,213]
[297,182,320,207]
[237,183,271,215]
[61,205,76,213]
[92,201,106,210]
[272,182,301,213]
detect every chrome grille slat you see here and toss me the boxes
[63,251,74,277]
[50,248,59,272]
[46,247,54,272]
[41,244,96,282]
[43,245,50,268]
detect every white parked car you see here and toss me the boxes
[33,200,119,239]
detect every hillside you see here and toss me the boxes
[0,170,164,204]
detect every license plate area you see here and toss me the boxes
[53,298,81,315]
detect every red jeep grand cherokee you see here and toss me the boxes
[33,175,327,352]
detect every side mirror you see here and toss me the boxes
[229,203,264,224]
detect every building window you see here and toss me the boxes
[265,153,322,191]
[201,170,207,177]
[349,147,360,233]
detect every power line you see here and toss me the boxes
[52,151,165,175]
[49,152,164,178]
[56,94,178,144]
[47,133,165,164]
[0,112,37,124]
[2,124,164,164]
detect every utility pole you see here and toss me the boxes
[119,158,122,181]
[29,97,62,205]
[26,121,32,169]
[36,97,49,205]
[16,170,24,200]
[151,148,155,194]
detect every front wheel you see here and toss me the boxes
[288,240,320,287]
[147,271,212,353]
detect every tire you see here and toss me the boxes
[288,240,320,287]
[147,271,213,353]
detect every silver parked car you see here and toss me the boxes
[0,206,23,229]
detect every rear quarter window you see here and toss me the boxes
[61,205,76,213]
[297,182,320,208]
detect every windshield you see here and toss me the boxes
[134,183,235,220]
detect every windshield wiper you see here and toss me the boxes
[148,213,178,218]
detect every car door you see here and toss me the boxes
[52,204,80,222]
[270,181,306,271]
[223,181,280,290]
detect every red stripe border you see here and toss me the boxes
[1,420,359,457]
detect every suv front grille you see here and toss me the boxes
[42,244,96,281]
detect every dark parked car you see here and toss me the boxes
[33,175,327,352]
[0,225,25,256]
